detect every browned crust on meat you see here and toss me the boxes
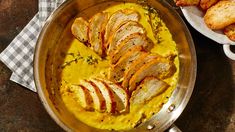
[99,78,129,114]
[104,9,140,48]
[71,17,89,43]
[110,33,153,64]
[106,20,145,55]
[128,57,176,92]
[77,84,94,111]
[86,80,106,112]
[93,78,117,113]
[88,12,109,57]
[130,76,169,104]
[109,46,146,83]
[122,54,160,89]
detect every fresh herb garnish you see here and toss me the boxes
[144,5,164,44]
[86,55,98,65]
[60,51,83,69]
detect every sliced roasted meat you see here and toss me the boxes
[129,57,176,92]
[110,33,153,64]
[109,46,147,83]
[80,80,106,112]
[122,54,160,89]
[100,78,129,113]
[70,84,94,110]
[130,77,169,104]
[88,12,108,57]
[71,17,89,43]
[90,78,116,113]
[104,9,140,47]
[106,21,145,55]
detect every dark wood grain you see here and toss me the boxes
[0,0,63,131]
[0,0,234,131]
[175,21,235,132]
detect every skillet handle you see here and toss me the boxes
[167,124,182,132]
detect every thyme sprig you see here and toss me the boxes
[86,55,98,65]
[60,51,99,69]
[60,52,83,69]
[143,5,164,43]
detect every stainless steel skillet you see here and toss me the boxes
[34,0,197,131]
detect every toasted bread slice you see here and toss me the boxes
[204,1,235,30]
[129,57,176,92]
[88,12,108,57]
[200,0,219,10]
[122,54,160,89]
[130,77,169,104]
[175,0,200,6]
[100,78,129,113]
[71,17,89,43]
[110,33,153,64]
[104,9,140,47]
[109,46,147,83]
[106,21,145,55]
[70,84,94,110]
[90,78,116,113]
[224,24,235,41]
[80,80,106,112]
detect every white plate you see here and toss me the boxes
[181,6,235,45]
[181,6,235,60]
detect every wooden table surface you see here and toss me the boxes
[0,0,234,131]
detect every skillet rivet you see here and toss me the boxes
[147,124,155,130]
[168,104,175,112]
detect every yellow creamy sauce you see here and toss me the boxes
[54,3,179,130]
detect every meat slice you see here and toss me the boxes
[99,78,129,113]
[88,12,108,57]
[108,46,147,83]
[80,80,106,112]
[122,54,160,89]
[110,33,153,64]
[70,84,93,110]
[130,77,169,104]
[71,17,89,43]
[106,21,145,55]
[104,9,140,47]
[129,57,176,92]
[90,78,116,113]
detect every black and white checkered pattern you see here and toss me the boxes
[0,0,65,92]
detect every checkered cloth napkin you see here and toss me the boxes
[0,0,65,92]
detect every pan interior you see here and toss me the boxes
[34,0,196,131]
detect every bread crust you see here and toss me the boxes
[175,0,200,6]
[204,1,235,30]
[200,0,219,10]
[224,24,235,41]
